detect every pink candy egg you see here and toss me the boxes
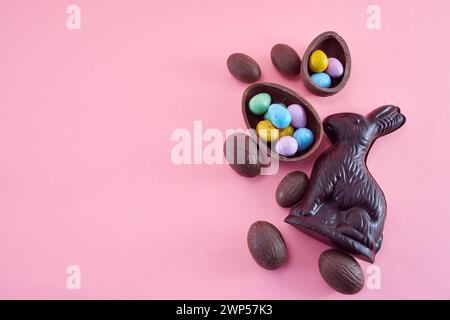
[275,136,298,157]
[287,104,307,128]
[326,58,344,78]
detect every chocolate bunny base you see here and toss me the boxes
[285,105,406,263]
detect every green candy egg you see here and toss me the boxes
[249,93,271,115]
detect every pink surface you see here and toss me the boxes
[1,0,450,299]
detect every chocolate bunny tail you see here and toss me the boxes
[368,105,406,138]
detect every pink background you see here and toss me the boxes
[1,0,449,299]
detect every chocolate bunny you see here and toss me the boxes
[285,105,406,262]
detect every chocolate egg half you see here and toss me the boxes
[301,31,351,97]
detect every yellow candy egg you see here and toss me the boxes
[256,120,279,142]
[280,125,294,138]
[309,50,328,73]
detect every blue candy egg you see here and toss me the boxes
[265,103,286,121]
[293,128,314,151]
[268,104,291,129]
[311,72,332,88]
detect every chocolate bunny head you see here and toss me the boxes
[323,105,406,146]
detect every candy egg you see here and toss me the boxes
[256,120,279,142]
[264,103,286,120]
[326,57,344,78]
[268,104,292,129]
[287,104,307,128]
[265,103,286,121]
[279,125,294,138]
[293,128,314,151]
[249,93,271,115]
[311,72,332,88]
[275,136,298,157]
[309,50,328,73]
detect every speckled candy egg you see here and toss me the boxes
[268,104,292,129]
[326,58,344,78]
[275,136,298,157]
[265,103,286,121]
[311,72,332,88]
[309,50,328,73]
[293,128,314,151]
[279,125,294,138]
[256,120,279,142]
[287,104,307,128]
[249,93,271,115]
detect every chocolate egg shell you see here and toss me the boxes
[301,31,351,96]
[276,171,309,208]
[271,44,301,77]
[242,82,323,162]
[247,221,287,270]
[318,249,364,295]
[223,133,264,178]
[227,53,261,83]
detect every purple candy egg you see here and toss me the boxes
[275,136,298,157]
[326,58,344,78]
[287,104,307,128]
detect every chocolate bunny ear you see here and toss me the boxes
[367,105,406,138]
